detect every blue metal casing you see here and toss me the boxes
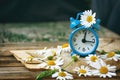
[69,26,99,57]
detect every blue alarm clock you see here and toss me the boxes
[69,12,100,57]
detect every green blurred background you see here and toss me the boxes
[0,0,120,43]
[0,0,91,43]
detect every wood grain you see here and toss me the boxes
[0,38,120,80]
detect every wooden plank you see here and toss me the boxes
[0,56,17,62]
[0,51,13,56]
[0,42,64,48]
[0,56,24,67]
[0,67,120,80]
[41,71,120,80]
[0,62,23,67]
[0,42,65,56]
[0,38,120,80]
[0,74,35,80]
[0,38,119,52]
[0,67,38,80]
[0,67,29,71]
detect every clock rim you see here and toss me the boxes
[69,26,99,57]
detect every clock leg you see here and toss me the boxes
[70,51,75,56]
[91,51,96,55]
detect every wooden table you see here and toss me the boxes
[0,27,120,80]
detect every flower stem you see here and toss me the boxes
[62,60,74,69]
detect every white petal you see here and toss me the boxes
[65,76,73,79]
[81,65,84,69]
[103,75,106,78]
[109,72,116,76]
[93,13,96,17]
[74,67,80,71]
[113,57,118,61]
[79,74,82,76]
[52,72,58,78]
[107,73,112,78]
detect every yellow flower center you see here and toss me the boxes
[87,16,92,23]
[27,56,33,61]
[47,60,56,66]
[90,56,97,62]
[62,43,69,48]
[99,66,108,74]
[27,56,33,59]
[107,52,115,58]
[79,69,86,74]
[58,72,66,77]
[51,50,56,56]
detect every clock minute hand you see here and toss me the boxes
[83,31,87,40]
[82,31,87,43]
[86,40,95,43]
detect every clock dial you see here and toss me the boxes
[72,29,96,53]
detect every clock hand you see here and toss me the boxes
[83,31,87,40]
[85,40,95,43]
[82,31,87,43]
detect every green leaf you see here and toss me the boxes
[99,50,107,55]
[36,70,56,80]
[115,50,120,54]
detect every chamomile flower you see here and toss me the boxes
[92,60,116,78]
[74,65,91,77]
[25,55,42,63]
[101,52,120,61]
[44,49,61,60]
[57,43,71,53]
[80,10,96,27]
[85,54,101,67]
[26,47,47,60]
[39,57,64,70]
[52,69,73,80]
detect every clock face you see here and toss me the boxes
[71,29,97,54]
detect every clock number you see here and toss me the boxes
[91,44,93,47]
[75,34,78,37]
[78,47,81,50]
[92,39,95,43]
[82,48,86,52]
[73,38,76,42]
[74,43,78,46]
[87,47,89,50]
[91,35,94,37]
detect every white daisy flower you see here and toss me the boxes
[92,60,116,78]
[52,69,73,80]
[101,52,120,61]
[43,48,61,60]
[57,43,71,53]
[27,47,47,59]
[80,10,96,27]
[74,65,92,77]
[85,54,101,67]
[25,55,42,63]
[39,57,64,70]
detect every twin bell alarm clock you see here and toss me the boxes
[69,11,100,57]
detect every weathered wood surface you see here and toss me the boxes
[0,53,120,80]
[0,38,120,80]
